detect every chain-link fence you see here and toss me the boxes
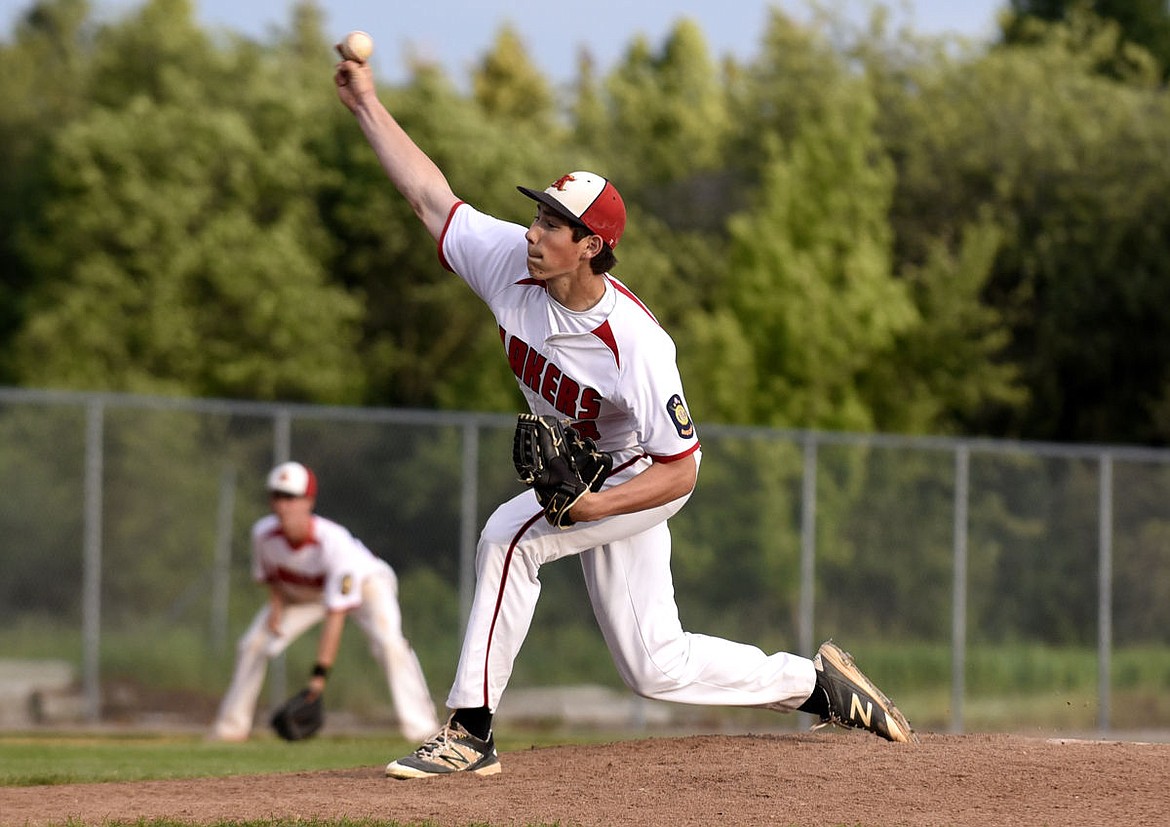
[3,386,1169,736]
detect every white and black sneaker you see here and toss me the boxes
[385,718,502,779]
[810,640,918,743]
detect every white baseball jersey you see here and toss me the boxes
[436,203,817,716]
[439,203,699,464]
[251,514,390,611]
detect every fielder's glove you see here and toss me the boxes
[512,413,612,529]
[270,688,324,741]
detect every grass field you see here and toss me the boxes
[0,728,626,787]
[0,732,401,786]
[0,731,599,827]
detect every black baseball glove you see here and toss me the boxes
[270,688,324,741]
[513,413,612,529]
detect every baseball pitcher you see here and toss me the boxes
[333,44,915,779]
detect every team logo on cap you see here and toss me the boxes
[341,574,353,596]
[667,394,695,439]
[551,174,577,191]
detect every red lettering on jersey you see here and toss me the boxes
[522,348,547,392]
[579,387,602,419]
[501,331,604,421]
[506,336,528,380]
[540,362,562,406]
[555,374,580,416]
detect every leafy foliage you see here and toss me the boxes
[3,0,1170,444]
[1006,0,1170,79]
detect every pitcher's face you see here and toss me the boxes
[524,205,597,280]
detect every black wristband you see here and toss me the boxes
[311,663,330,679]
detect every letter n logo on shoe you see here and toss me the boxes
[849,692,873,727]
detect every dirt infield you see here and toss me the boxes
[2,731,1167,826]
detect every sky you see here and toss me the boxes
[1,0,1009,85]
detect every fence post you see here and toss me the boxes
[210,465,236,656]
[82,399,104,723]
[951,445,970,734]
[798,435,817,658]
[273,409,291,464]
[269,410,292,708]
[1097,453,1113,733]
[459,421,479,628]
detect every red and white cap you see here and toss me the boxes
[518,171,627,248]
[266,461,318,498]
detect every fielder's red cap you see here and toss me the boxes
[267,461,317,498]
[517,171,626,248]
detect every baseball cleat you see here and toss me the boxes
[810,640,918,743]
[385,719,502,779]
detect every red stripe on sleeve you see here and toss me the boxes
[436,201,465,272]
[648,442,701,463]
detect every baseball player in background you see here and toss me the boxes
[334,53,915,779]
[210,461,439,742]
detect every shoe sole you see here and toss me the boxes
[820,642,918,744]
[385,759,502,779]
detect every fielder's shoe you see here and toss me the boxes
[385,719,501,779]
[810,640,918,743]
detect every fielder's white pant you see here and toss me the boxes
[212,570,439,741]
[447,457,817,715]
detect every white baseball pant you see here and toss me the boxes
[446,459,817,714]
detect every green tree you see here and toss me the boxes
[1005,0,1170,77]
[569,52,607,160]
[12,0,364,401]
[603,19,731,214]
[703,13,917,432]
[876,221,1027,432]
[852,6,1027,433]
[876,20,1170,442]
[86,0,223,106]
[0,0,95,381]
[726,9,858,174]
[472,24,558,134]
[718,131,914,432]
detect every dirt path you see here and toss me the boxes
[3,731,1167,826]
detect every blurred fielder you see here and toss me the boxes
[210,462,439,742]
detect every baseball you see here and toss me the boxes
[337,30,374,63]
